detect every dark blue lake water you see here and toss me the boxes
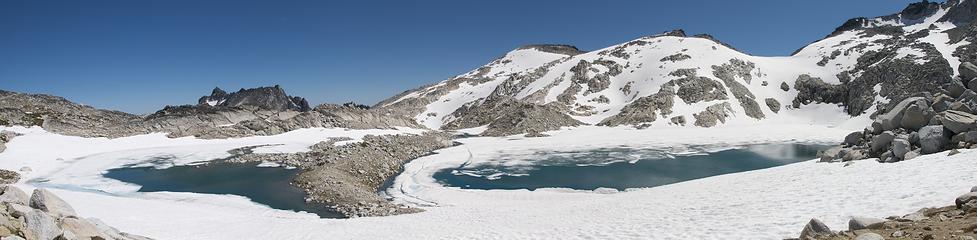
[103,162,342,218]
[434,144,830,191]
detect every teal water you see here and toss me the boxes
[434,144,830,191]
[103,162,342,218]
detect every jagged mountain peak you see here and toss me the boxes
[198,85,311,112]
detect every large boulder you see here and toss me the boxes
[918,125,950,154]
[942,110,977,134]
[843,131,864,146]
[870,131,895,153]
[932,94,952,112]
[877,97,924,131]
[891,139,911,159]
[948,79,967,98]
[799,218,832,239]
[23,209,61,240]
[899,102,929,130]
[818,146,844,162]
[848,217,885,230]
[957,192,977,208]
[29,189,77,218]
[0,186,28,205]
[59,217,108,240]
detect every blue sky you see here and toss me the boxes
[0,0,919,113]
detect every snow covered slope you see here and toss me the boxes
[377,0,977,135]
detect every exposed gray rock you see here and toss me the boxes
[899,102,930,130]
[904,149,921,160]
[878,97,925,131]
[818,146,844,162]
[669,116,686,126]
[517,44,585,55]
[692,102,734,127]
[599,84,676,127]
[844,132,864,146]
[29,189,76,218]
[949,78,968,98]
[23,209,60,240]
[0,170,18,185]
[962,131,977,143]
[932,94,952,112]
[0,186,28,205]
[942,110,977,134]
[848,217,885,230]
[957,192,977,208]
[870,131,895,153]
[919,125,950,154]
[198,85,311,112]
[792,74,847,109]
[765,98,781,113]
[961,62,977,80]
[659,53,691,62]
[780,82,790,91]
[891,139,911,159]
[799,218,833,239]
[262,132,455,218]
[59,217,108,240]
[712,59,764,119]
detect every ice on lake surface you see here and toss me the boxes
[434,144,830,190]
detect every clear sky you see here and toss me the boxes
[1,0,919,114]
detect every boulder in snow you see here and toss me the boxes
[918,125,949,154]
[799,218,832,239]
[0,186,28,205]
[843,131,864,146]
[29,188,77,218]
[891,139,911,159]
[878,97,924,131]
[848,217,885,230]
[23,209,61,240]
[870,131,895,153]
[942,110,977,134]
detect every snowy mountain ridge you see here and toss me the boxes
[377,0,976,136]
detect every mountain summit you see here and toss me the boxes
[198,85,311,112]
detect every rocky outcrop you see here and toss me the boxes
[799,218,833,240]
[693,102,734,127]
[0,186,150,240]
[818,61,977,163]
[791,75,847,109]
[712,59,764,119]
[198,85,311,112]
[517,44,585,56]
[231,132,454,218]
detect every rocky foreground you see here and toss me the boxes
[794,184,977,240]
[0,184,150,240]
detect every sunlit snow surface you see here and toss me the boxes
[2,118,976,239]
